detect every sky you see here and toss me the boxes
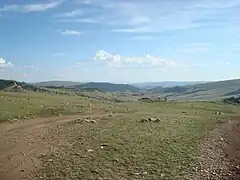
[0,0,240,83]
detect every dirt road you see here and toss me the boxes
[0,114,106,180]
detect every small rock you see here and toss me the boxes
[135,172,140,175]
[113,158,119,162]
[75,118,84,123]
[48,159,53,162]
[220,137,224,141]
[40,153,47,157]
[76,153,81,156]
[160,173,165,177]
[148,117,156,121]
[87,149,94,153]
[139,119,148,123]
[90,120,97,123]
[152,118,161,123]
[84,119,91,123]
[142,171,148,175]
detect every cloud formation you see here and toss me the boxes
[55,9,82,18]
[94,50,176,68]
[61,29,84,36]
[0,0,63,12]
[0,57,13,68]
[56,0,240,33]
[220,61,230,65]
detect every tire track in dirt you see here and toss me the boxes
[185,118,240,180]
[0,113,108,180]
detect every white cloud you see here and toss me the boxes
[94,50,176,68]
[61,29,84,36]
[58,0,240,33]
[76,0,92,4]
[0,57,13,68]
[55,9,82,18]
[57,18,99,24]
[0,0,63,12]
[220,61,230,65]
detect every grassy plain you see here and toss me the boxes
[0,91,239,179]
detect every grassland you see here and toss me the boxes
[0,91,239,180]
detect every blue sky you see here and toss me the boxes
[0,0,240,83]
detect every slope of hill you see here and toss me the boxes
[147,79,240,100]
[33,81,82,87]
[0,79,50,92]
[74,82,141,92]
[133,81,209,89]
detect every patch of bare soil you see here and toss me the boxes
[0,113,108,180]
[185,119,240,180]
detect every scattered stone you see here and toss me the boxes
[87,149,94,153]
[20,169,26,172]
[148,117,156,121]
[89,120,97,123]
[40,153,47,158]
[101,143,109,147]
[142,171,148,175]
[113,158,119,162]
[76,153,81,156]
[220,137,224,141]
[75,118,84,123]
[152,118,161,123]
[47,159,53,162]
[214,112,224,115]
[139,119,148,123]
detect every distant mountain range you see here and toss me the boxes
[1,79,240,100]
[33,81,82,87]
[33,81,141,93]
[147,79,240,100]
[133,81,209,89]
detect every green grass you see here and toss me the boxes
[37,100,239,179]
[1,91,240,179]
[0,91,111,122]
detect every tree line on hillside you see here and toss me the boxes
[223,96,240,104]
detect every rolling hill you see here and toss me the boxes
[33,81,141,93]
[33,81,82,87]
[147,79,240,100]
[0,79,48,92]
[74,82,141,92]
[133,81,209,89]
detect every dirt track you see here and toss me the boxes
[185,118,240,180]
[0,116,240,180]
[0,114,106,180]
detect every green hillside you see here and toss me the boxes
[74,82,141,92]
[147,79,240,100]
[33,81,141,93]
[33,81,82,87]
[0,79,43,92]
